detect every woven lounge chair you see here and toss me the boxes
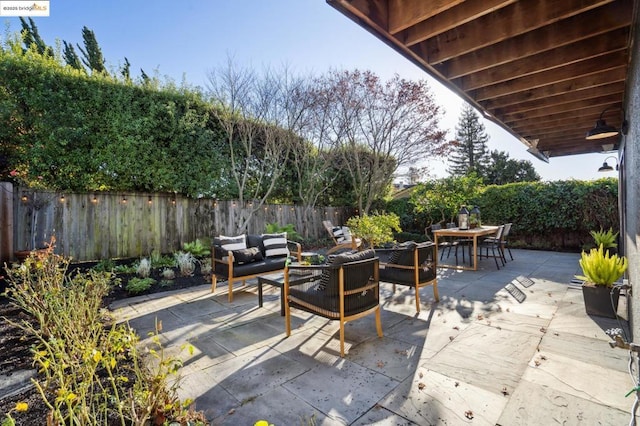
[284,249,382,357]
[322,220,362,254]
[376,241,438,313]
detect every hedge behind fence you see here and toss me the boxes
[390,178,618,251]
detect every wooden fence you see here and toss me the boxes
[2,185,353,262]
[0,182,13,265]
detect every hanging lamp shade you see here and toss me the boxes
[586,119,619,140]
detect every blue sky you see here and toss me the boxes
[3,0,614,181]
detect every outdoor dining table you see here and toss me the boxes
[432,225,499,271]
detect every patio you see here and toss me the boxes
[111,249,634,425]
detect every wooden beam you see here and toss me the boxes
[489,83,624,119]
[388,0,464,34]
[479,69,627,109]
[456,28,629,91]
[327,0,389,31]
[401,0,516,46]
[507,105,612,129]
[436,0,632,79]
[521,119,624,140]
[499,94,622,121]
[544,142,606,156]
[422,0,613,64]
[472,51,627,101]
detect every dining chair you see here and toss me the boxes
[482,222,513,263]
[478,225,505,269]
[449,222,472,266]
[430,223,459,264]
[501,223,514,261]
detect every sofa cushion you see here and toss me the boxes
[232,247,263,264]
[246,234,265,254]
[262,232,289,257]
[316,249,375,291]
[332,226,345,243]
[215,234,247,251]
[390,241,418,265]
[230,256,287,277]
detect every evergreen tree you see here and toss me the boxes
[77,26,107,74]
[483,150,541,184]
[448,104,489,177]
[19,17,52,56]
[121,57,131,81]
[63,41,84,71]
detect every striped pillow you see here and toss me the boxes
[332,226,345,243]
[262,232,289,257]
[218,234,247,251]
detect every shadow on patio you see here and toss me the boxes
[111,248,634,425]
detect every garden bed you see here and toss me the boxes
[0,258,212,425]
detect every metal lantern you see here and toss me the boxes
[470,205,481,228]
[458,205,470,230]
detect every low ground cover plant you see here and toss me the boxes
[2,246,206,425]
[126,277,157,294]
[182,239,211,257]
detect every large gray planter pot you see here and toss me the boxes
[582,283,620,319]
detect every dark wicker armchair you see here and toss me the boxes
[284,249,382,357]
[376,242,438,313]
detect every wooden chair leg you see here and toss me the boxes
[211,274,218,293]
[285,302,291,337]
[339,321,346,357]
[375,307,383,338]
[414,286,421,313]
[228,278,234,302]
[433,281,439,302]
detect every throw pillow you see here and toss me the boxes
[332,226,345,243]
[217,234,247,251]
[232,247,263,264]
[262,232,289,257]
[316,255,337,291]
[316,249,375,291]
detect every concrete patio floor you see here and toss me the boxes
[111,249,636,425]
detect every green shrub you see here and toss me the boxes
[346,213,401,248]
[2,247,203,424]
[151,249,176,268]
[265,223,301,241]
[126,277,157,294]
[113,263,137,274]
[182,239,211,257]
[589,227,618,249]
[92,258,115,272]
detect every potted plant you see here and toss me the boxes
[589,227,618,255]
[575,244,628,318]
[346,213,401,249]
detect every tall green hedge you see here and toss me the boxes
[1,44,228,196]
[390,178,618,251]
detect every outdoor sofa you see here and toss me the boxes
[212,233,301,302]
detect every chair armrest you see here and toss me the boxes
[287,241,302,262]
[379,262,414,271]
[211,247,234,265]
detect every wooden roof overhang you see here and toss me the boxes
[327,0,638,160]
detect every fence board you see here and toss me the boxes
[0,182,13,264]
[10,187,353,262]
